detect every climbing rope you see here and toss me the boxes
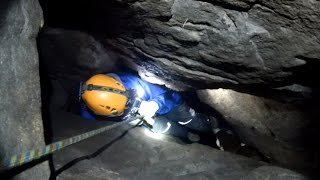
[0,115,143,172]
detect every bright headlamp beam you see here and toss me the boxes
[144,128,164,140]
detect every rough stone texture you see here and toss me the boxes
[38,0,320,94]
[54,125,268,180]
[0,0,50,179]
[37,0,320,177]
[47,85,307,179]
[99,0,320,98]
[40,78,309,180]
[38,28,118,82]
[242,166,311,180]
[198,89,319,172]
[54,126,305,180]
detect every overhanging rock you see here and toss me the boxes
[101,0,320,95]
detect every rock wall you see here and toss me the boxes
[101,0,320,93]
[38,28,118,82]
[0,0,50,179]
[98,0,320,172]
[37,0,320,175]
[198,89,319,172]
[38,0,320,94]
[37,27,312,179]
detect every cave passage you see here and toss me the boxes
[39,69,273,179]
[39,54,266,178]
[32,0,320,179]
[2,0,320,179]
[36,1,268,178]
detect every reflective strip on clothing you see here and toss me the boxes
[178,119,193,125]
[160,122,172,133]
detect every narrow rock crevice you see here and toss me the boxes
[1,0,319,179]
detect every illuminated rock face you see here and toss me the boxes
[198,89,318,171]
[101,0,320,93]
[40,0,320,95]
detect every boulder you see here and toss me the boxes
[38,0,320,96]
[0,0,49,179]
[198,89,319,172]
[101,0,320,95]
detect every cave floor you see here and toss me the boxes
[50,109,267,180]
[46,79,307,180]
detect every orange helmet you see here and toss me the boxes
[81,74,128,116]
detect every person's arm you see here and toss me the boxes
[151,90,182,115]
[137,78,183,115]
[116,72,183,116]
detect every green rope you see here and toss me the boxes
[0,115,143,171]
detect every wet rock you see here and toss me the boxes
[198,89,319,172]
[0,0,49,179]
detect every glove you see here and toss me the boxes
[138,100,159,118]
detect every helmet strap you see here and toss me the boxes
[80,83,129,96]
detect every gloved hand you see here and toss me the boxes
[138,100,159,118]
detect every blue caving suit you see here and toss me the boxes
[80,72,183,120]
[80,72,212,139]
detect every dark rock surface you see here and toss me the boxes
[47,78,309,179]
[54,126,309,180]
[0,0,50,179]
[36,0,320,178]
[35,77,308,180]
[100,0,320,94]
[38,28,118,82]
[242,166,311,180]
[198,89,319,172]
[39,0,320,94]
